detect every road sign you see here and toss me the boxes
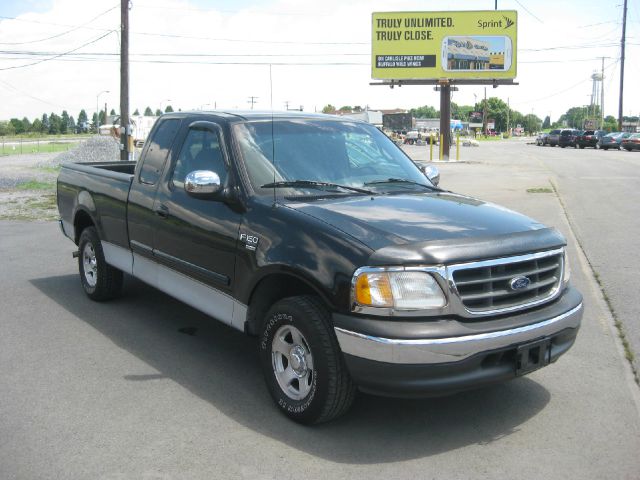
[372,11,517,80]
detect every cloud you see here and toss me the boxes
[0,0,637,122]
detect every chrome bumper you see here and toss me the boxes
[335,303,583,365]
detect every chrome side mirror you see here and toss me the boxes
[421,165,440,186]
[184,170,221,196]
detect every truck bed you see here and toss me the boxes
[57,161,136,248]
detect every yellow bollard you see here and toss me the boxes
[430,135,433,161]
[456,133,460,161]
[439,134,443,160]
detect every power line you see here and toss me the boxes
[0,6,117,45]
[0,78,64,109]
[0,31,114,71]
[514,0,544,23]
[514,59,620,105]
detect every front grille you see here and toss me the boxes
[451,251,563,313]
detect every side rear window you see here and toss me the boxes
[139,119,181,185]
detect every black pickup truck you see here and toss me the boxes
[57,111,583,424]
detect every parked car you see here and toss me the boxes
[576,130,606,149]
[621,133,640,151]
[600,132,631,150]
[559,129,581,148]
[57,111,583,424]
[536,132,549,146]
[547,129,562,146]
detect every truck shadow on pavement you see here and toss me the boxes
[31,273,551,464]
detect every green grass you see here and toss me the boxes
[16,180,55,190]
[32,165,61,174]
[0,141,79,156]
[526,187,553,193]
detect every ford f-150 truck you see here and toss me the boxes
[57,111,583,424]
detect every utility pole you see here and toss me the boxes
[482,87,487,135]
[600,57,605,129]
[120,0,130,160]
[506,97,510,135]
[618,0,628,131]
[248,96,258,109]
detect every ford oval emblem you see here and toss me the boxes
[509,276,531,291]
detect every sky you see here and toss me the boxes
[0,0,638,123]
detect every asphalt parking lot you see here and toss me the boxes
[1,140,640,479]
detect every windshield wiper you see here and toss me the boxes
[261,180,375,195]
[364,178,437,190]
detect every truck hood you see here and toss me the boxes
[286,192,565,264]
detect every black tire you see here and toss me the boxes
[259,295,356,424]
[579,145,585,149]
[78,227,123,301]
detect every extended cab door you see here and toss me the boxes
[128,117,182,259]
[151,120,244,326]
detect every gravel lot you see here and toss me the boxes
[0,136,120,220]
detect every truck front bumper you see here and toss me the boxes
[333,287,582,397]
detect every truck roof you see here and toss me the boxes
[160,110,358,123]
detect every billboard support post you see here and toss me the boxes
[440,82,451,160]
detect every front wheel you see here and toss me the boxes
[78,227,123,301]
[259,296,356,424]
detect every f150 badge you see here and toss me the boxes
[240,232,259,251]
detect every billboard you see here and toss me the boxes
[372,11,517,80]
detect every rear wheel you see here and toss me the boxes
[259,295,356,424]
[78,227,123,301]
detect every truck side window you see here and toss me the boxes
[139,119,180,185]
[171,128,227,189]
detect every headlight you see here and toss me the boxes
[563,249,571,285]
[353,269,446,311]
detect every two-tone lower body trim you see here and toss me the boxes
[335,303,582,365]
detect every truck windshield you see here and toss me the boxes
[233,119,433,196]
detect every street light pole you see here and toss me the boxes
[96,90,110,131]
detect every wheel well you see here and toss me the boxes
[245,274,326,336]
[74,210,94,244]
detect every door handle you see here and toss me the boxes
[155,204,169,218]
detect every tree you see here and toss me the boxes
[31,118,43,134]
[133,108,140,116]
[41,113,50,133]
[603,115,617,132]
[68,116,76,133]
[110,108,116,115]
[483,97,509,132]
[91,113,98,133]
[78,109,88,124]
[21,117,32,133]
[164,105,174,113]
[144,106,153,116]
[523,113,542,134]
[338,106,352,113]
[409,105,439,118]
[450,102,473,121]
[49,113,61,134]
[9,118,25,134]
[353,106,363,112]
[0,121,16,136]
[155,108,162,116]
[321,104,336,114]
[98,110,107,126]
[60,110,70,134]
[542,116,551,129]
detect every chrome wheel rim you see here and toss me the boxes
[82,242,98,287]
[271,325,314,401]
